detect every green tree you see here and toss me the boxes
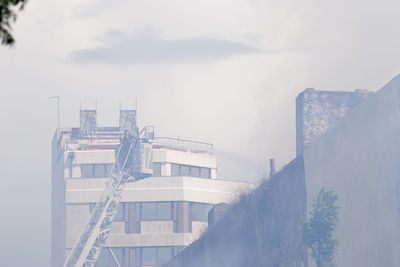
[0,0,27,46]
[301,188,339,267]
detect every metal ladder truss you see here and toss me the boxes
[64,138,137,267]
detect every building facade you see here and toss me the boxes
[296,88,373,155]
[165,76,400,267]
[51,110,250,267]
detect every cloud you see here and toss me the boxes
[68,30,264,65]
[72,0,126,18]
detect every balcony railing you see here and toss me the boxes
[153,137,213,154]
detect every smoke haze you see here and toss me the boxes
[2,0,400,266]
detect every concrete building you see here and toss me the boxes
[296,88,373,155]
[302,77,400,266]
[165,76,400,267]
[51,109,250,267]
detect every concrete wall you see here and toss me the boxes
[153,149,216,169]
[66,177,250,204]
[303,75,400,266]
[51,132,66,267]
[296,88,372,155]
[164,157,308,267]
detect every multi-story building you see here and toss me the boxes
[51,109,250,267]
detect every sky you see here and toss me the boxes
[1,0,400,266]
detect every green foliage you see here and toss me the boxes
[0,0,27,46]
[301,188,339,267]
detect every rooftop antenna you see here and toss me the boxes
[48,96,60,129]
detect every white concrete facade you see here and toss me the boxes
[303,75,400,267]
[51,120,250,267]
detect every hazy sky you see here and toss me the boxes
[1,0,400,266]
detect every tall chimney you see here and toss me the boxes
[269,158,276,177]
[80,109,97,136]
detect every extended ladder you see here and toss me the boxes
[64,135,140,267]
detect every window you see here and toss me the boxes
[191,203,213,222]
[141,202,173,221]
[200,167,210,178]
[171,163,180,176]
[96,248,128,267]
[191,167,200,177]
[142,247,157,266]
[140,247,173,266]
[81,164,112,178]
[135,203,141,233]
[169,163,211,178]
[91,203,124,222]
[94,164,106,178]
[180,165,190,176]
[125,203,141,234]
[105,164,113,176]
[172,246,185,257]
[81,164,93,178]
[141,203,157,220]
[114,203,124,221]
[173,202,178,232]
[152,163,161,177]
[157,202,172,220]
[157,247,172,265]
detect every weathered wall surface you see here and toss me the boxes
[164,157,308,267]
[296,88,372,155]
[304,75,400,267]
[51,132,66,267]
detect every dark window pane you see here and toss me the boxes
[105,164,113,177]
[94,164,106,178]
[97,248,123,266]
[157,202,172,220]
[81,164,93,178]
[114,203,124,221]
[172,246,185,257]
[171,163,180,176]
[192,203,213,222]
[124,205,130,233]
[191,167,200,177]
[200,167,210,178]
[136,203,141,233]
[142,203,157,220]
[97,248,113,266]
[173,202,178,232]
[112,248,124,264]
[152,163,161,177]
[135,248,140,267]
[142,247,157,265]
[181,165,190,176]
[124,248,130,266]
[157,247,172,265]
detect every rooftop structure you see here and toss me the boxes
[51,109,250,267]
[296,88,373,155]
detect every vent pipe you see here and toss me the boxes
[269,158,276,177]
